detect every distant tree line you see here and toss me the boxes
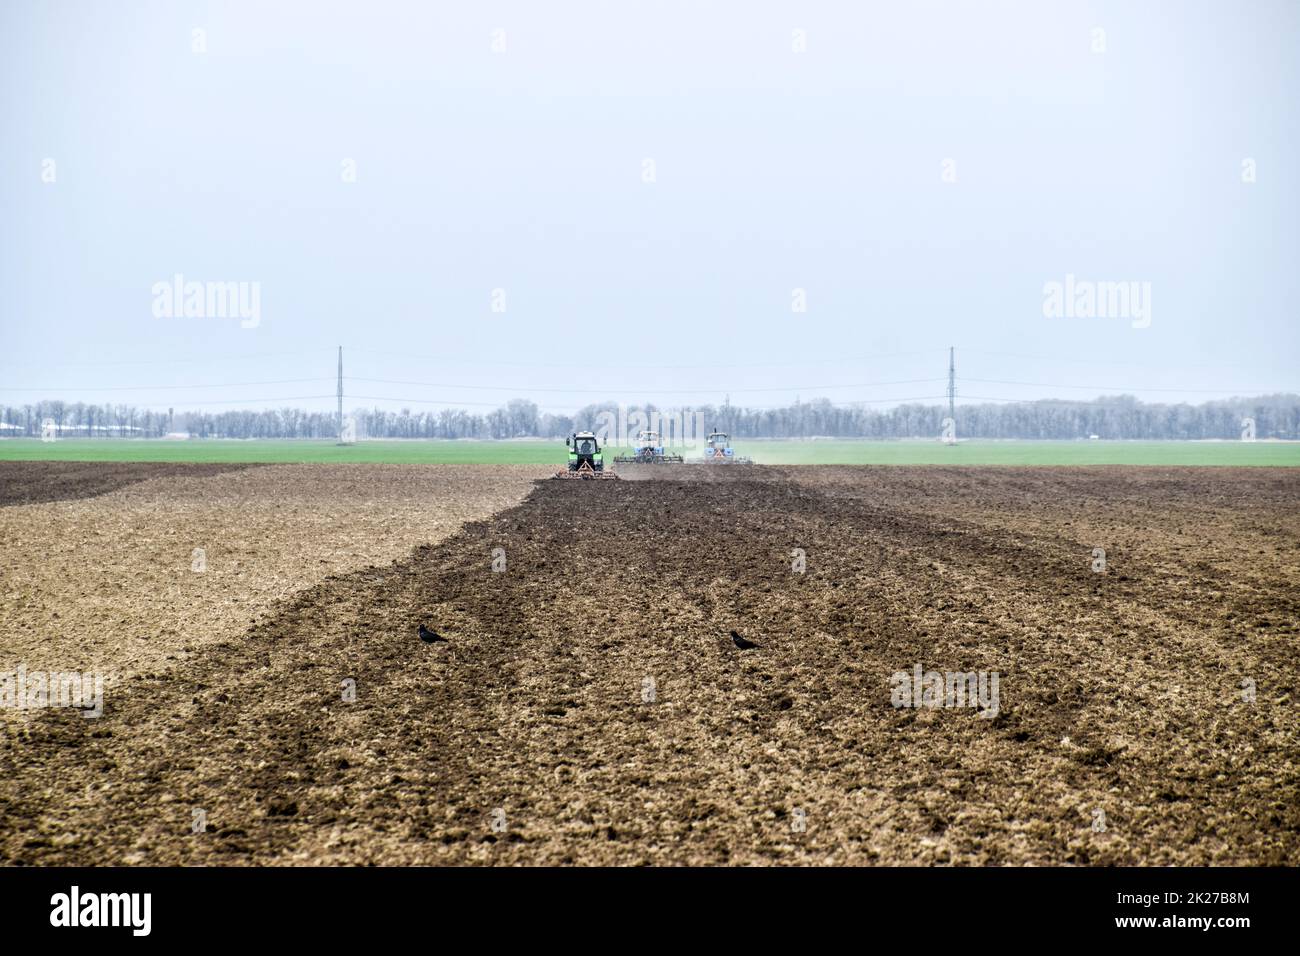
[2,394,1297,441]
[0,401,171,437]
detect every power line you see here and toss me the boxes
[0,348,336,369]
[963,377,1293,395]
[347,394,578,412]
[747,394,951,411]
[959,394,1243,409]
[0,378,333,393]
[4,344,1293,416]
[336,346,344,440]
[345,346,946,371]
[347,393,954,411]
[957,348,1256,371]
[134,394,338,408]
[947,346,956,423]
[344,376,946,395]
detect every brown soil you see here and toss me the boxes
[0,463,545,686]
[1,465,1296,865]
[0,461,258,507]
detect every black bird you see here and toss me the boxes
[418,623,447,644]
[730,630,759,650]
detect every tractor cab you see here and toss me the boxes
[706,431,733,458]
[699,429,751,463]
[635,430,665,460]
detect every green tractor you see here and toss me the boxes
[555,430,619,480]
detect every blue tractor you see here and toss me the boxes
[701,431,753,464]
[613,430,684,465]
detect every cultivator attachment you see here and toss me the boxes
[612,430,685,465]
[614,447,685,465]
[553,459,620,480]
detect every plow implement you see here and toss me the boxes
[613,430,685,465]
[553,460,620,480]
[695,447,753,464]
[613,447,685,465]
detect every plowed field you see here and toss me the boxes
[1,464,1296,865]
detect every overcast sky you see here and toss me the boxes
[2,0,1297,414]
